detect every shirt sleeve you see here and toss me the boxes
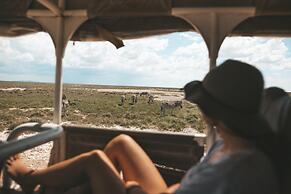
[174,150,277,194]
[174,164,230,194]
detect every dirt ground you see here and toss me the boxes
[81,88,184,101]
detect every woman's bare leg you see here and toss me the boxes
[104,134,168,194]
[82,150,126,194]
[6,150,126,194]
[7,134,168,194]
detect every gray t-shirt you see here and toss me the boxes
[175,142,278,194]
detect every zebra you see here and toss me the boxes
[140,92,149,97]
[62,94,70,117]
[160,101,183,116]
[130,94,138,105]
[148,95,154,104]
[119,95,126,106]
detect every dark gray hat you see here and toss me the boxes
[184,59,273,138]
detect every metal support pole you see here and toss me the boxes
[53,50,64,124]
[209,57,217,70]
[27,0,88,163]
[53,14,65,124]
[173,7,255,151]
[209,12,218,70]
[173,7,255,71]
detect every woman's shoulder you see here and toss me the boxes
[175,147,278,194]
[225,149,278,194]
[204,140,275,171]
[190,147,275,179]
[206,146,277,183]
[226,148,276,176]
[220,148,277,192]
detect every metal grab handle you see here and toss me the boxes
[0,122,63,162]
[1,122,63,190]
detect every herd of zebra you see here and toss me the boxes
[61,93,183,117]
[119,92,183,116]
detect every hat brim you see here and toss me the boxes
[183,80,274,138]
[184,80,204,104]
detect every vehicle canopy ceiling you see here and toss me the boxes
[1,0,291,41]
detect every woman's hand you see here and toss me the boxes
[161,183,180,194]
[125,181,180,194]
[125,181,147,194]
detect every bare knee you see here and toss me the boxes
[89,150,106,158]
[84,150,106,165]
[112,134,135,146]
[105,134,134,153]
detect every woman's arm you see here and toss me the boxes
[161,183,180,194]
[125,181,147,194]
[126,181,180,194]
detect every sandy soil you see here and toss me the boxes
[8,107,54,112]
[0,88,26,92]
[97,88,184,101]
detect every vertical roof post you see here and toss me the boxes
[52,0,65,124]
[28,12,88,125]
[173,7,255,151]
[27,0,88,163]
[209,12,218,70]
[173,7,255,70]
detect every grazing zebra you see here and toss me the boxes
[119,95,126,106]
[62,99,70,108]
[148,95,154,104]
[62,95,70,117]
[130,94,138,105]
[140,92,149,96]
[160,101,183,116]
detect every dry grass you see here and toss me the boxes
[0,81,206,133]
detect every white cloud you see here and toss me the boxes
[64,36,170,70]
[179,32,203,42]
[63,34,209,87]
[218,37,291,91]
[0,32,291,89]
[220,37,291,70]
[0,33,55,66]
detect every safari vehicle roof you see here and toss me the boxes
[1,0,291,40]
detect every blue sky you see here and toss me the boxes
[0,32,290,91]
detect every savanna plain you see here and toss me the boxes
[0,81,206,133]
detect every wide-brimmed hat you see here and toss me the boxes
[184,59,273,138]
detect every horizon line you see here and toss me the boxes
[0,80,180,90]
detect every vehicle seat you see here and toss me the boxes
[0,188,25,194]
[262,95,291,194]
[278,96,291,194]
